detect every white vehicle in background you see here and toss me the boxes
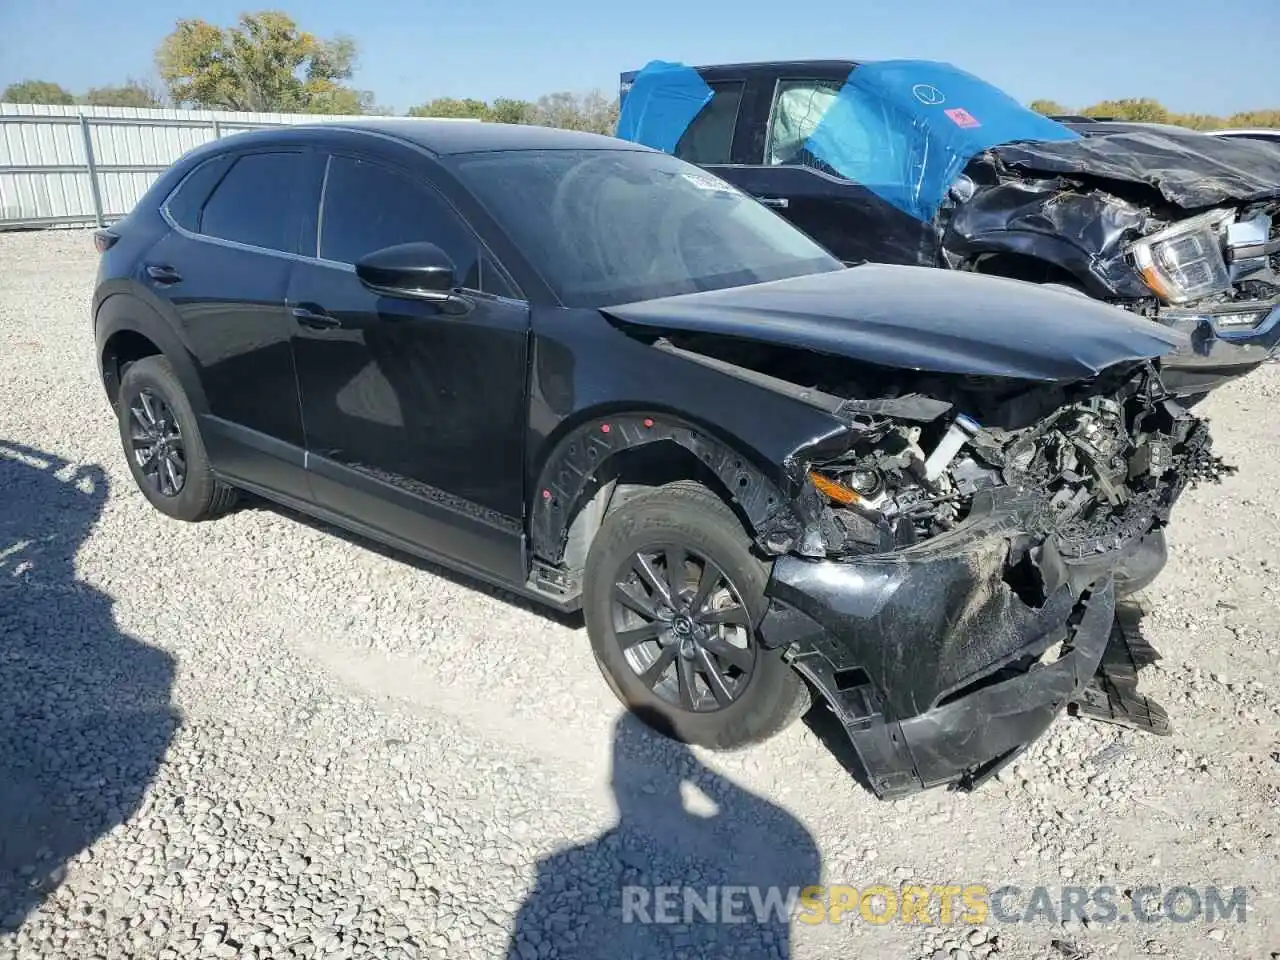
[1213,129,1280,146]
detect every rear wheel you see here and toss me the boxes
[116,355,237,522]
[582,480,809,750]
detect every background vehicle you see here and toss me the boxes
[1213,128,1280,146]
[616,59,1280,401]
[92,120,1224,796]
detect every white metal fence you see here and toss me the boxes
[0,103,474,231]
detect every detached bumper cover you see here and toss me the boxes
[757,489,1153,799]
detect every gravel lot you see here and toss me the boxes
[1,228,1278,960]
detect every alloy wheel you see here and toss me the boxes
[128,388,186,497]
[611,544,757,712]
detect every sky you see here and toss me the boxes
[2,0,1278,116]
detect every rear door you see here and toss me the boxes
[714,70,941,267]
[286,148,530,584]
[144,146,313,499]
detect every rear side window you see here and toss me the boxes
[674,80,744,165]
[163,155,233,232]
[319,155,482,289]
[199,152,302,253]
[766,79,843,165]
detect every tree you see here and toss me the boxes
[407,97,491,119]
[528,90,619,134]
[2,79,75,105]
[83,78,163,108]
[1226,109,1280,129]
[155,11,374,114]
[487,98,534,125]
[1029,99,1069,116]
[1080,98,1169,123]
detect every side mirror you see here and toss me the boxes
[355,242,466,308]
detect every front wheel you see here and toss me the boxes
[582,481,810,750]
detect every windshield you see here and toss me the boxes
[449,148,843,307]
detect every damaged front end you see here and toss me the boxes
[746,358,1233,798]
[951,134,1280,396]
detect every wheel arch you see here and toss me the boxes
[95,292,209,415]
[529,409,798,571]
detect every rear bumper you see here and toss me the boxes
[757,489,1162,799]
[1155,301,1280,397]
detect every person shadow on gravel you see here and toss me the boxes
[0,442,179,934]
[506,709,822,959]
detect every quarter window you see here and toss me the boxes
[674,80,745,165]
[198,152,302,253]
[163,154,233,232]
[319,156,482,290]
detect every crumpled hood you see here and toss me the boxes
[601,263,1188,382]
[989,129,1280,209]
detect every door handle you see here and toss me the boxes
[291,306,342,330]
[145,263,182,284]
[755,196,789,209]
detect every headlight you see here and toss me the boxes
[1127,208,1234,304]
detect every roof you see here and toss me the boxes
[621,59,860,82]
[293,117,641,155]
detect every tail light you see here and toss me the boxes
[93,229,118,253]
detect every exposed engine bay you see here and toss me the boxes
[652,334,1236,563]
[806,363,1233,561]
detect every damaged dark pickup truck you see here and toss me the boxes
[615,58,1280,400]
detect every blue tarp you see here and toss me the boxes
[615,60,713,154]
[805,60,1079,222]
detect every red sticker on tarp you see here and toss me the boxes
[945,108,980,129]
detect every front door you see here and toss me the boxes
[287,152,530,584]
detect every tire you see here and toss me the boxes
[582,480,810,750]
[116,355,237,522]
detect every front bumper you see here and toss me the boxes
[1154,300,1280,398]
[757,489,1160,799]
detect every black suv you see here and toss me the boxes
[93,119,1222,797]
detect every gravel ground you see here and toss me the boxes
[1,228,1278,960]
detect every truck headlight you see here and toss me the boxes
[1127,209,1234,304]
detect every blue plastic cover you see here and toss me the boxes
[804,60,1080,222]
[615,60,714,154]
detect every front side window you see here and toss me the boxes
[450,148,842,308]
[674,80,745,165]
[318,155,482,290]
[198,152,302,253]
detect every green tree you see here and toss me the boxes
[407,97,491,119]
[1079,98,1170,123]
[155,11,374,114]
[1,79,75,105]
[487,97,534,124]
[1225,109,1280,129]
[1029,99,1069,116]
[83,78,164,108]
